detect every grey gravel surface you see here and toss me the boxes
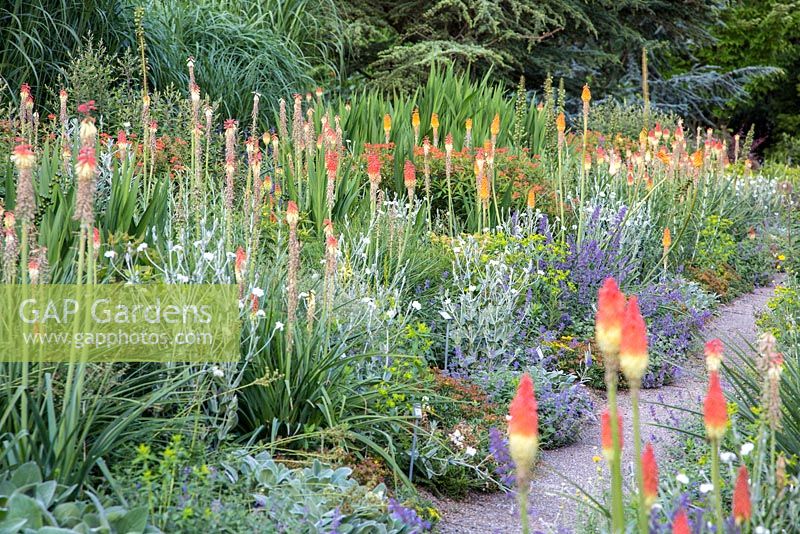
[430,280,781,534]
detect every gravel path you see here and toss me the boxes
[431,280,781,533]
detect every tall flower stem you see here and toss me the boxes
[606,369,624,533]
[518,483,530,534]
[557,148,565,244]
[631,384,647,533]
[711,439,724,532]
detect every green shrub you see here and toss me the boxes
[0,462,150,533]
[117,443,430,533]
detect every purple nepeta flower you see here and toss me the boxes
[388,499,431,532]
[488,427,516,487]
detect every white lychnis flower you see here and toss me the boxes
[740,442,754,457]
[676,473,689,485]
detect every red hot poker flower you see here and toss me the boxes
[11,144,36,169]
[235,247,247,279]
[732,465,752,525]
[641,442,658,508]
[286,201,299,226]
[619,296,648,384]
[600,410,623,461]
[672,509,691,534]
[595,277,626,358]
[403,160,416,188]
[704,338,724,372]
[508,373,539,480]
[704,371,727,441]
[367,152,381,179]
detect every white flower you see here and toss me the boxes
[255,309,266,318]
[176,274,189,283]
[137,242,148,252]
[467,285,477,292]
[211,366,224,378]
[720,451,737,464]
[465,446,477,457]
[252,287,265,298]
[411,301,421,311]
[104,250,117,259]
[171,245,184,253]
[203,252,214,261]
[755,526,770,534]
[274,321,284,331]
[676,473,689,485]
[699,483,714,494]
[740,442,754,457]
[439,310,453,321]
[226,252,237,260]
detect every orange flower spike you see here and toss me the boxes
[662,227,672,250]
[234,246,247,281]
[641,443,658,509]
[581,84,591,104]
[732,465,752,525]
[600,410,623,461]
[691,149,703,169]
[465,118,472,132]
[479,173,490,202]
[490,113,500,137]
[508,373,539,479]
[704,371,728,441]
[382,114,392,142]
[556,113,566,134]
[619,296,649,383]
[672,509,691,534]
[286,200,299,226]
[704,338,724,373]
[403,160,416,189]
[430,112,439,130]
[526,189,536,210]
[595,277,626,358]
[411,108,420,142]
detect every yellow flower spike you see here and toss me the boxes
[383,113,392,143]
[490,113,500,137]
[431,113,439,129]
[581,84,591,103]
[556,113,566,133]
